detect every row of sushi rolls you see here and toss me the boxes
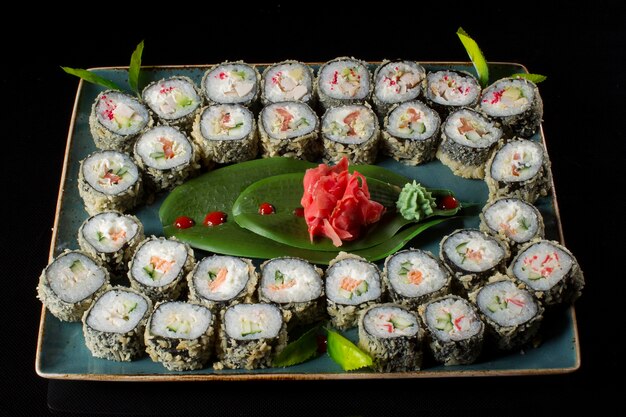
[38,58,584,372]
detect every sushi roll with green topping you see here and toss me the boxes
[358,304,424,372]
[192,104,258,165]
[201,61,261,108]
[424,70,481,116]
[480,77,543,138]
[315,57,372,110]
[214,303,288,370]
[78,211,144,278]
[508,239,584,306]
[382,100,441,165]
[485,139,552,203]
[89,90,153,152]
[144,301,215,371]
[372,60,426,116]
[82,286,152,361]
[261,60,315,105]
[127,236,195,302]
[78,150,143,215]
[321,104,380,165]
[259,257,325,327]
[436,108,503,179]
[142,76,202,131]
[258,101,321,161]
[37,250,111,322]
[419,295,484,365]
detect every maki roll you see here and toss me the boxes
[128,237,195,302]
[192,104,258,165]
[89,90,152,152]
[372,60,426,116]
[78,150,143,215]
[82,286,152,361]
[133,126,201,192]
[215,303,288,370]
[201,61,261,108]
[144,301,215,371]
[321,104,380,165]
[383,249,452,310]
[261,60,315,105]
[436,108,503,179]
[480,77,543,138]
[258,257,325,327]
[480,197,545,254]
[358,304,423,372]
[424,70,481,116]
[315,57,372,110]
[325,253,384,330]
[37,250,110,322]
[419,295,484,365]
[142,76,202,131]
[469,274,543,351]
[187,255,258,313]
[77,211,144,278]
[440,229,510,293]
[382,100,441,165]
[508,239,584,306]
[258,101,321,161]
[485,139,551,203]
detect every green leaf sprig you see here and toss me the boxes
[457,27,489,87]
[128,40,144,94]
[510,73,547,83]
[60,67,122,90]
[273,325,320,367]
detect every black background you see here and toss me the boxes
[3,4,624,416]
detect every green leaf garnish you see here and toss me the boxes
[273,326,320,367]
[61,67,123,91]
[326,328,372,371]
[510,73,547,83]
[128,40,144,95]
[457,27,489,87]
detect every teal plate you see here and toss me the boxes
[36,63,580,380]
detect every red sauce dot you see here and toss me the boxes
[437,195,459,210]
[174,216,195,229]
[258,203,275,215]
[203,211,227,226]
[293,207,305,217]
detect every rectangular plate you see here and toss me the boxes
[36,62,580,380]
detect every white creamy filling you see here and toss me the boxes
[476,281,537,326]
[512,242,573,291]
[224,304,282,340]
[82,212,139,253]
[326,260,381,305]
[131,240,187,287]
[319,60,370,100]
[95,92,149,135]
[426,71,479,106]
[260,258,322,303]
[484,199,539,243]
[204,65,257,103]
[135,126,192,169]
[47,253,106,303]
[264,63,312,102]
[425,298,481,342]
[83,151,139,194]
[481,80,534,117]
[200,104,251,140]
[87,290,148,333]
[444,109,501,148]
[193,256,250,302]
[387,251,447,298]
[490,141,543,182]
[322,105,375,144]
[375,61,424,102]
[443,231,504,272]
[150,302,211,340]
[387,101,438,140]
[363,306,419,338]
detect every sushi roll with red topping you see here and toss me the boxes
[261,60,315,106]
[142,76,202,131]
[315,57,372,110]
[372,60,426,116]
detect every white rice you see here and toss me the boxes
[374,61,425,103]
[86,289,149,333]
[149,301,212,340]
[424,297,482,342]
[223,303,283,341]
[199,104,252,140]
[82,151,140,195]
[46,252,107,303]
[363,305,419,338]
[318,59,370,100]
[135,126,193,170]
[94,91,150,135]
[442,230,506,273]
[386,101,439,140]
[483,198,540,243]
[443,109,502,148]
[512,241,573,291]
[322,105,376,144]
[489,140,544,182]
[386,250,448,298]
[326,259,382,305]
[203,64,258,104]
[81,211,140,253]
[192,255,251,302]
[260,258,323,304]
[263,62,313,103]
[130,239,188,287]
[260,102,317,139]
[426,71,480,106]
[143,77,200,120]
[480,79,535,117]
[476,280,537,326]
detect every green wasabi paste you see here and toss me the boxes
[396,181,436,222]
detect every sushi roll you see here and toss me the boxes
[144,301,215,371]
[258,257,325,327]
[77,211,144,278]
[372,60,426,116]
[133,126,201,192]
[321,104,380,165]
[508,239,584,306]
[77,150,143,215]
[469,274,544,351]
[436,108,503,179]
[480,197,545,254]
[440,229,510,293]
[325,253,384,330]
[424,70,481,116]
[383,249,452,310]
[141,76,202,131]
[381,100,441,165]
[261,60,315,105]
[480,77,543,138]
[127,236,195,302]
[191,104,258,165]
[89,90,153,152]
[258,101,321,161]
[418,295,484,365]
[187,255,258,313]
[358,304,423,372]
[37,250,110,322]
[82,286,152,362]
[315,57,372,110]
[484,139,552,203]
[201,61,261,108]
[215,303,288,370]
